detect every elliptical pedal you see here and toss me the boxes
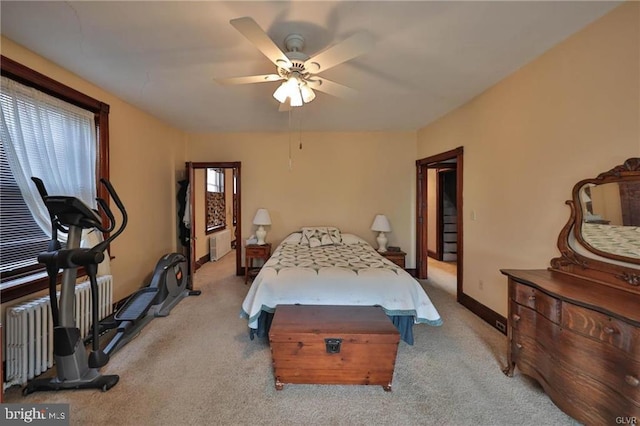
[115,288,159,322]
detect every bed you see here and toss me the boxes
[240,227,443,344]
[581,222,640,259]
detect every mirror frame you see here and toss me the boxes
[573,162,640,265]
[551,158,640,293]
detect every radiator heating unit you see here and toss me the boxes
[210,229,232,261]
[4,275,113,389]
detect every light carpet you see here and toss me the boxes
[4,251,578,425]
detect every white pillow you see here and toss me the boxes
[340,233,369,245]
[301,226,342,247]
[280,232,302,245]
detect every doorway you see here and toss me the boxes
[416,147,463,302]
[185,162,243,280]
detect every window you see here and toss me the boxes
[205,168,225,233]
[206,168,224,193]
[0,139,50,278]
[0,56,110,302]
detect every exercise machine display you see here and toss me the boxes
[23,177,199,395]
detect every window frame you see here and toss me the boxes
[0,55,110,303]
[205,167,226,234]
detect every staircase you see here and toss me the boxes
[442,195,457,262]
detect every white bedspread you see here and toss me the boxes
[240,236,442,329]
[581,223,640,259]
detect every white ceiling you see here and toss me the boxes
[1,1,620,133]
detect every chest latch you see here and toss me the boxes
[324,338,342,354]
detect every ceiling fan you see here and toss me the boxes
[215,17,373,109]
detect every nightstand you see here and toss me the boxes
[245,243,271,284]
[380,250,406,269]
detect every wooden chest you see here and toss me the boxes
[268,305,400,391]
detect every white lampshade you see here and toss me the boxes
[273,76,315,107]
[253,208,271,225]
[289,86,303,107]
[253,208,271,245]
[371,214,391,252]
[300,84,316,103]
[371,215,391,232]
[273,77,303,107]
[273,81,291,104]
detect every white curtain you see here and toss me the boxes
[0,76,97,239]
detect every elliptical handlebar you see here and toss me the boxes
[93,178,127,253]
[96,197,115,233]
[30,177,128,246]
[31,176,49,199]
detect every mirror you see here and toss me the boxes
[576,180,640,263]
[551,158,640,292]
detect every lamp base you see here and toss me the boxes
[256,225,267,245]
[376,232,388,252]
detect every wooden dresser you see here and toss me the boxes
[501,158,640,425]
[502,269,640,424]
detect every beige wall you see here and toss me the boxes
[187,131,418,266]
[1,37,188,305]
[417,2,640,315]
[590,183,623,226]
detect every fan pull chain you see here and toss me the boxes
[288,108,293,171]
[298,109,303,150]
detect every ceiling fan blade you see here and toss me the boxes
[230,17,292,69]
[304,32,373,73]
[215,74,282,85]
[307,78,358,100]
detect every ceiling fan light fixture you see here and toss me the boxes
[300,84,316,103]
[273,81,290,104]
[223,17,371,111]
[289,85,303,107]
[273,77,305,107]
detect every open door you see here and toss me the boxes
[416,147,463,302]
[184,161,243,278]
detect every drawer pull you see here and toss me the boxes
[528,295,536,301]
[602,326,617,335]
[512,314,521,322]
[625,375,639,387]
[515,343,523,349]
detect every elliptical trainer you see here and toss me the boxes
[23,177,201,395]
[23,177,127,394]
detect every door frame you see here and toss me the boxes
[186,161,243,278]
[416,147,463,302]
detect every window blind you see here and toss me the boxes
[0,137,49,276]
[0,77,95,281]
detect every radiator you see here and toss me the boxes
[210,229,232,261]
[4,275,113,388]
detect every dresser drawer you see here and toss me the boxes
[246,245,270,257]
[557,327,640,406]
[513,320,640,418]
[517,332,640,423]
[562,302,640,355]
[512,282,561,324]
[511,303,561,350]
